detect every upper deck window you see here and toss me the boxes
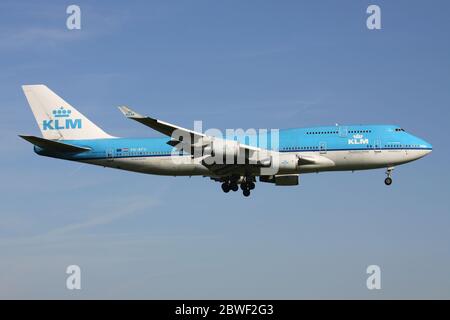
[349,130,372,134]
[306,131,339,135]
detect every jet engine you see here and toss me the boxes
[275,153,299,172]
[260,174,299,186]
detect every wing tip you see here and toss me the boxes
[22,84,47,92]
[118,106,144,118]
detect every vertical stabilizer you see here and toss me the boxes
[22,84,114,140]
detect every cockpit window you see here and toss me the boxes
[395,128,405,132]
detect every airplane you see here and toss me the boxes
[20,85,432,197]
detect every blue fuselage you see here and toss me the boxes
[36,124,432,163]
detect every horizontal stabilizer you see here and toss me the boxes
[19,135,90,153]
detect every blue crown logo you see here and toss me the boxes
[52,107,72,118]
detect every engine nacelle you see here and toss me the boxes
[275,154,299,172]
[275,174,299,185]
[260,174,299,186]
[204,139,241,164]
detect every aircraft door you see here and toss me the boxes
[338,126,348,137]
[319,141,327,154]
[106,148,114,161]
[374,139,381,153]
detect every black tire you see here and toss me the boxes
[221,183,230,193]
[384,177,392,186]
[230,183,239,192]
[249,182,255,190]
[243,189,251,197]
[240,183,247,191]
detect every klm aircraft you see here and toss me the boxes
[20,85,432,197]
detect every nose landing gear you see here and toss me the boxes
[384,167,394,186]
[384,177,392,186]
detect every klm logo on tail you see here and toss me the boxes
[43,107,82,130]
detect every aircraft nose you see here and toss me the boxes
[420,139,432,155]
[423,139,432,149]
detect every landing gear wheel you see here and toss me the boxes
[243,189,251,197]
[248,182,255,190]
[240,183,247,191]
[230,183,238,192]
[384,167,394,186]
[221,182,230,193]
[384,177,392,186]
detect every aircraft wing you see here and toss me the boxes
[119,106,262,157]
[118,106,336,175]
[118,106,207,145]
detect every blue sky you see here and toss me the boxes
[0,0,449,298]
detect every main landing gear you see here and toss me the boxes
[221,176,255,197]
[240,179,255,197]
[384,167,394,186]
[221,181,238,193]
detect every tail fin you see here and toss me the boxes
[22,84,114,140]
